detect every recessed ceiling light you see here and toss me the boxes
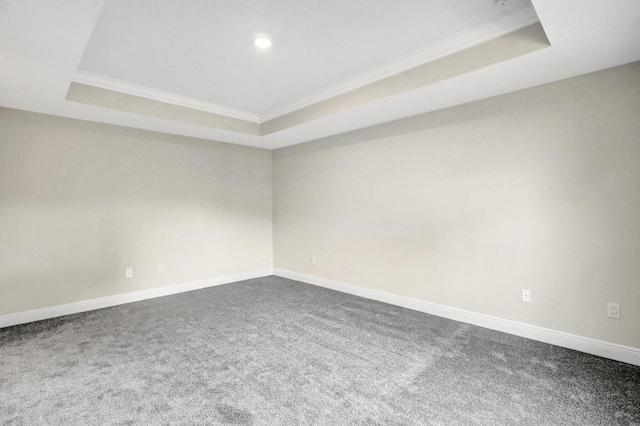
[252,34,272,49]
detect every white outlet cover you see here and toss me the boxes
[607,303,620,319]
[521,289,531,303]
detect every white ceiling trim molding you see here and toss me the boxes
[72,70,261,123]
[262,23,549,136]
[69,22,548,138]
[260,8,540,122]
[66,82,261,136]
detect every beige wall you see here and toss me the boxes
[0,109,272,315]
[273,62,640,348]
[2,63,639,349]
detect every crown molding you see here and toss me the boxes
[261,8,540,122]
[73,70,261,123]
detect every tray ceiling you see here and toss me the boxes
[77,0,538,116]
[1,0,639,149]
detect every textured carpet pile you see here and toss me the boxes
[1,276,639,425]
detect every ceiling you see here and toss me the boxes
[1,0,639,149]
[78,0,538,116]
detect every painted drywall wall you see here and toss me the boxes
[273,62,640,349]
[0,109,272,316]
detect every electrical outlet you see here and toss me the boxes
[311,256,316,265]
[125,268,133,278]
[158,264,165,273]
[607,303,620,319]
[521,289,531,303]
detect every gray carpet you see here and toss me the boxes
[1,276,639,425]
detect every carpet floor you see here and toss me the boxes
[1,276,639,425]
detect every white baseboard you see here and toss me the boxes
[0,268,273,329]
[273,268,640,367]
